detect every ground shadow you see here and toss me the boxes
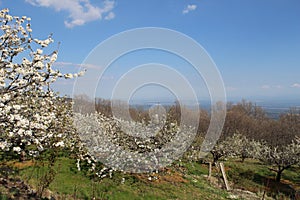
[253,173,297,199]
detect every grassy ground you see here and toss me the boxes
[2,158,229,199]
[1,157,299,199]
[224,158,300,199]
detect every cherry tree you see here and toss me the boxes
[227,133,264,162]
[256,136,300,182]
[210,137,235,164]
[208,133,262,163]
[0,8,85,160]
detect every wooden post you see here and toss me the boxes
[219,162,230,191]
[208,162,212,179]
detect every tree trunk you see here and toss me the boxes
[19,151,26,162]
[241,156,245,163]
[276,169,283,182]
[213,155,220,165]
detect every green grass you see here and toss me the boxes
[1,157,299,199]
[16,157,229,200]
[224,158,300,199]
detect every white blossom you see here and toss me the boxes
[64,73,73,79]
[36,49,43,54]
[13,105,21,110]
[0,141,8,150]
[0,9,84,164]
[55,141,65,147]
[13,146,22,153]
[50,52,57,63]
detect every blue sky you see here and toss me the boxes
[1,0,300,102]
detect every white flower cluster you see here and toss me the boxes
[257,137,300,170]
[74,112,196,173]
[0,9,85,160]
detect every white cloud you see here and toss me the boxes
[260,84,286,89]
[291,83,300,88]
[54,61,102,70]
[25,0,115,28]
[104,12,115,20]
[226,86,238,91]
[261,85,271,89]
[182,4,197,14]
